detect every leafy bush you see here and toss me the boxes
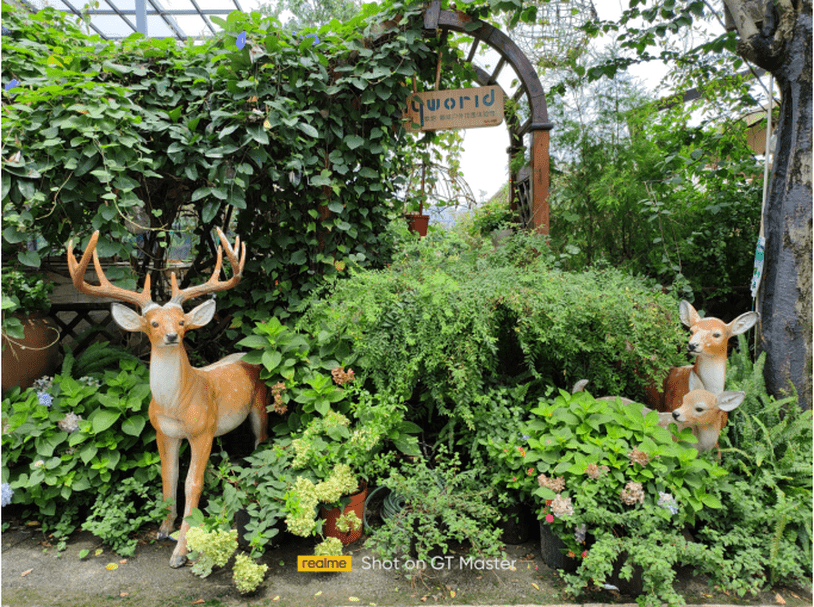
[367,447,505,572]
[299,230,686,444]
[82,476,168,557]
[237,317,356,434]
[502,389,729,607]
[1,356,159,547]
[204,442,294,559]
[1,0,472,329]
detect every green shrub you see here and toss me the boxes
[82,475,168,557]
[366,447,505,573]
[299,230,686,444]
[1,357,158,547]
[510,389,727,607]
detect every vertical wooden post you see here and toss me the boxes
[530,129,550,235]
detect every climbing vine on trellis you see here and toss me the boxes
[1,0,475,331]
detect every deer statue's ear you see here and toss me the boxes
[111,303,143,332]
[185,299,217,330]
[679,300,700,328]
[717,391,746,412]
[728,311,759,336]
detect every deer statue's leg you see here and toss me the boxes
[249,385,269,447]
[155,431,181,541]
[170,433,214,568]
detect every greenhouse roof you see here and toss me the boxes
[17,0,257,40]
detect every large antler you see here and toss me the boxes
[169,228,246,306]
[67,231,155,310]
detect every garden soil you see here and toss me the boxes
[2,519,810,607]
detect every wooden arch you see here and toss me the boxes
[422,2,553,233]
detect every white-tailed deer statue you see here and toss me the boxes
[646,300,758,417]
[666,389,745,453]
[68,229,269,568]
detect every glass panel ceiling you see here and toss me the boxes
[19,0,267,40]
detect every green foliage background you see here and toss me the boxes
[1,0,471,327]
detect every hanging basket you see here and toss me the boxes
[405,213,430,237]
[321,482,368,545]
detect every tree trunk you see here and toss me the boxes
[727,0,813,408]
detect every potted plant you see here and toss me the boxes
[503,388,727,601]
[365,446,506,571]
[1,270,59,393]
[404,191,430,237]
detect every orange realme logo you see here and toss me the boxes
[297,555,352,572]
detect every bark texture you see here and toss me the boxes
[726,0,813,408]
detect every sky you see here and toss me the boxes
[456,0,666,204]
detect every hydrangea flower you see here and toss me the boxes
[58,413,82,433]
[620,481,645,505]
[1,482,13,507]
[658,492,679,514]
[574,523,587,544]
[550,494,574,518]
[37,392,53,407]
[232,553,268,594]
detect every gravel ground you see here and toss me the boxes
[1,519,810,607]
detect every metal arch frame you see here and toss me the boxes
[50,0,244,40]
[423,2,553,234]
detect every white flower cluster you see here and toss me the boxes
[314,463,358,504]
[620,481,645,506]
[58,412,82,433]
[347,426,379,452]
[658,491,679,514]
[185,527,237,578]
[336,511,361,533]
[285,476,320,537]
[232,553,268,594]
[314,536,343,556]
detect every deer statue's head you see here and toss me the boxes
[67,228,245,350]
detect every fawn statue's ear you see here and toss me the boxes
[679,300,700,328]
[717,391,745,412]
[111,302,143,332]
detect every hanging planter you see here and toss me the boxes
[405,212,430,236]
[321,482,368,545]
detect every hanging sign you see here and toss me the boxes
[403,86,504,132]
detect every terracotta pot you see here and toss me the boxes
[405,213,430,237]
[2,314,60,394]
[321,482,368,545]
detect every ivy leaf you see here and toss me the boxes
[298,122,319,138]
[17,250,40,268]
[344,135,364,150]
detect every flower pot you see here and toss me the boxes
[539,520,579,573]
[2,313,60,394]
[499,501,534,544]
[321,483,368,545]
[405,213,430,237]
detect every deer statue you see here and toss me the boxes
[666,389,745,454]
[68,229,269,568]
[573,381,746,455]
[646,300,758,416]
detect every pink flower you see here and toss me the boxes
[545,513,554,523]
[581,550,588,558]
